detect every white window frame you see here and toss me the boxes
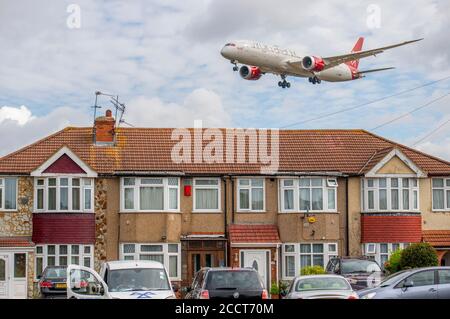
[281,242,338,280]
[33,177,94,213]
[119,243,181,281]
[237,178,265,212]
[362,243,409,268]
[362,178,419,212]
[432,178,450,211]
[0,177,18,211]
[120,177,180,213]
[193,178,221,213]
[35,244,94,279]
[279,177,338,213]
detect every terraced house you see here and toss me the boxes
[0,110,449,299]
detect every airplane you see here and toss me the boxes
[220,37,423,88]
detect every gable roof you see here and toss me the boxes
[0,127,449,176]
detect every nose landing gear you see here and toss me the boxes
[308,76,321,84]
[231,60,239,71]
[278,75,291,88]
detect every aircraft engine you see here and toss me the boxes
[301,56,325,72]
[239,65,262,80]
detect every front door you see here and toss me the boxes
[0,254,8,299]
[241,250,269,289]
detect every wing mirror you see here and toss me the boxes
[403,280,414,290]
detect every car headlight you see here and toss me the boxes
[361,292,377,299]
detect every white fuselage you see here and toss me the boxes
[221,40,355,82]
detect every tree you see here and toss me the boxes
[399,243,438,270]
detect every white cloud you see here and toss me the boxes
[0,105,34,125]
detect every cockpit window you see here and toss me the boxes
[225,43,236,47]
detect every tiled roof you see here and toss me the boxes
[0,236,34,247]
[228,224,281,244]
[423,230,450,247]
[0,127,449,175]
[361,214,422,243]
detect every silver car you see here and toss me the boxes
[358,266,450,299]
[283,275,359,299]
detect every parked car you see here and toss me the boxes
[66,260,177,299]
[358,266,450,299]
[326,256,384,290]
[38,266,68,299]
[283,274,359,299]
[184,267,268,299]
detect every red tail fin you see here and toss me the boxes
[347,37,364,69]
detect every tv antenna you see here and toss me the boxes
[91,91,132,128]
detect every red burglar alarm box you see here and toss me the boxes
[184,185,192,196]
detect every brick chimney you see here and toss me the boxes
[94,109,115,145]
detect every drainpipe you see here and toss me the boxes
[231,177,235,224]
[345,178,350,256]
[223,176,228,266]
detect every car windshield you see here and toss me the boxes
[379,270,411,286]
[295,277,351,291]
[44,267,67,279]
[108,268,170,292]
[341,260,381,273]
[206,271,263,290]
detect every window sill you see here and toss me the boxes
[120,211,181,214]
[33,211,94,214]
[0,209,18,212]
[236,210,266,213]
[278,211,338,214]
[192,210,222,214]
[431,210,450,213]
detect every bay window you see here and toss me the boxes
[0,177,17,210]
[35,244,93,278]
[121,177,180,212]
[237,178,265,211]
[120,243,181,280]
[362,178,419,211]
[280,177,337,212]
[193,178,221,212]
[34,177,94,212]
[432,178,450,211]
[282,243,338,279]
[363,243,410,269]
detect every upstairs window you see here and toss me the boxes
[34,177,94,212]
[279,178,337,212]
[362,178,419,212]
[193,178,221,212]
[432,178,450,211]
[121,177,179,212]
[0,177,17,210]
[237,178,265,212]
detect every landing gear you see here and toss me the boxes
[231,60,238,71]
[308,76,321,84]
[278,75,291,88]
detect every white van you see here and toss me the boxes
[66,260,176,299]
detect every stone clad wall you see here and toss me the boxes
[0,177,33,236]
[94,179,107,272]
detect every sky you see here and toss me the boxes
[0,0,449,161]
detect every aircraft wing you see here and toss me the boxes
[285,39,422,71]
[321,38,423,69]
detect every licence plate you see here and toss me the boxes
[56,283,67,289]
